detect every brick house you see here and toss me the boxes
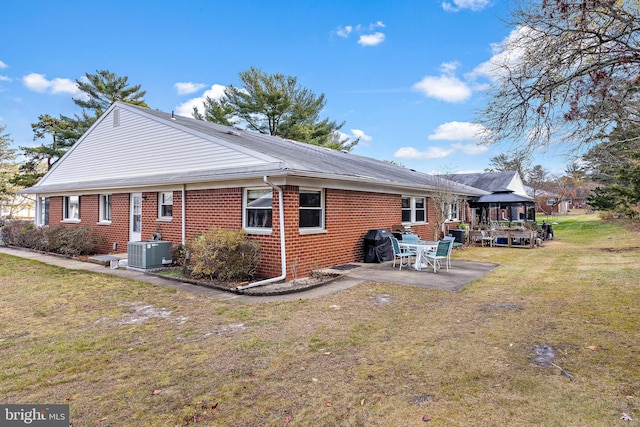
[20,102,486,281]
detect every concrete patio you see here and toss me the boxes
[0,246,498,302]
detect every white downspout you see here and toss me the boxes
[236,176,287,290]
[181,185,186,246]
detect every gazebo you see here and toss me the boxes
[469,188,536,225]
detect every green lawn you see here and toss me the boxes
[1,214,639,426]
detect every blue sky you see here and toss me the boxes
[0,0,573,176]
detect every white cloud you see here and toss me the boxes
[412,74,472,103]
[336,22,386,46]
[442,0,491,12]
[395,146,455,160]
[174,84,227,117]
[336,25,353,38]
[0,60,7,69]
[0,75,11,82]
[22,73,82,96]
[428,121,487,141]
[439,61,460,75]
[394,121,490,160]
[394,142,488,160]
[351,129,372,141]
[175,82,207,95]
[358,32,385,46]
[22,73,50,92]
[468,26,532,83]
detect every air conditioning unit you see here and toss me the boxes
[127,241,173,270]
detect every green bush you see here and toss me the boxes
[0,221,101,256]
[187,228,260,282]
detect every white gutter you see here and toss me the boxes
[236,176,287,290]
[181,184,186,246]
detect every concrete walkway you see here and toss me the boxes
[0,246,498,302]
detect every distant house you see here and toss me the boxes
[1,194,35,221]
[526,185,593,215]
[20,102,486,281]
[443,171,536,224]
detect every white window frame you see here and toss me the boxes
[63,195,81,222]
[158,191,173,219]
[546,198,556,206]
[401,196,427,224]
[243,188,273,234]
[37,196,49,227]
[446,200,460,221]
[98,194,112,224]
[299,188,325,234]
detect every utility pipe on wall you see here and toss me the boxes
[236,176,286,290]
[181,185,186,246]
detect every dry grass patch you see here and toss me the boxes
[1,214,639,426]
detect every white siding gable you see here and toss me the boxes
[39,106,278,187]
[508,173,528,197]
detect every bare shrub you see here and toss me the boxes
[1,221,101,256]
[46,225,102,256]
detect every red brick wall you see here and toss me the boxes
[46,186,438,280]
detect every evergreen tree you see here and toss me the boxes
[16,70,148,186]
[74,69,148,118]
[196,67,358,151]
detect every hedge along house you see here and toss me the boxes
[20,102,487,282]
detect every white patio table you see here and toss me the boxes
[399,241,438,271]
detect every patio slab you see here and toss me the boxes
[0,246,498,301]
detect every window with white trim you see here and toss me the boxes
[446,200,460,221]
[546,198,555,206]
[244,188,272,229]
[99,194,112,222]
[299,189,324,229]
[401,196,427,223]
[63,196,80,221]
[158,192,173,218]
[38,197,49,226]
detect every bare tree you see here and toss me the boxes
[430,175,464,240]
[477,0,640,149]
[486,151,532,179]
[526,164,551,212]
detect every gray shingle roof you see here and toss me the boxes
[441,171,519,193]
[138,105,486,195]
[22,103,488,196]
